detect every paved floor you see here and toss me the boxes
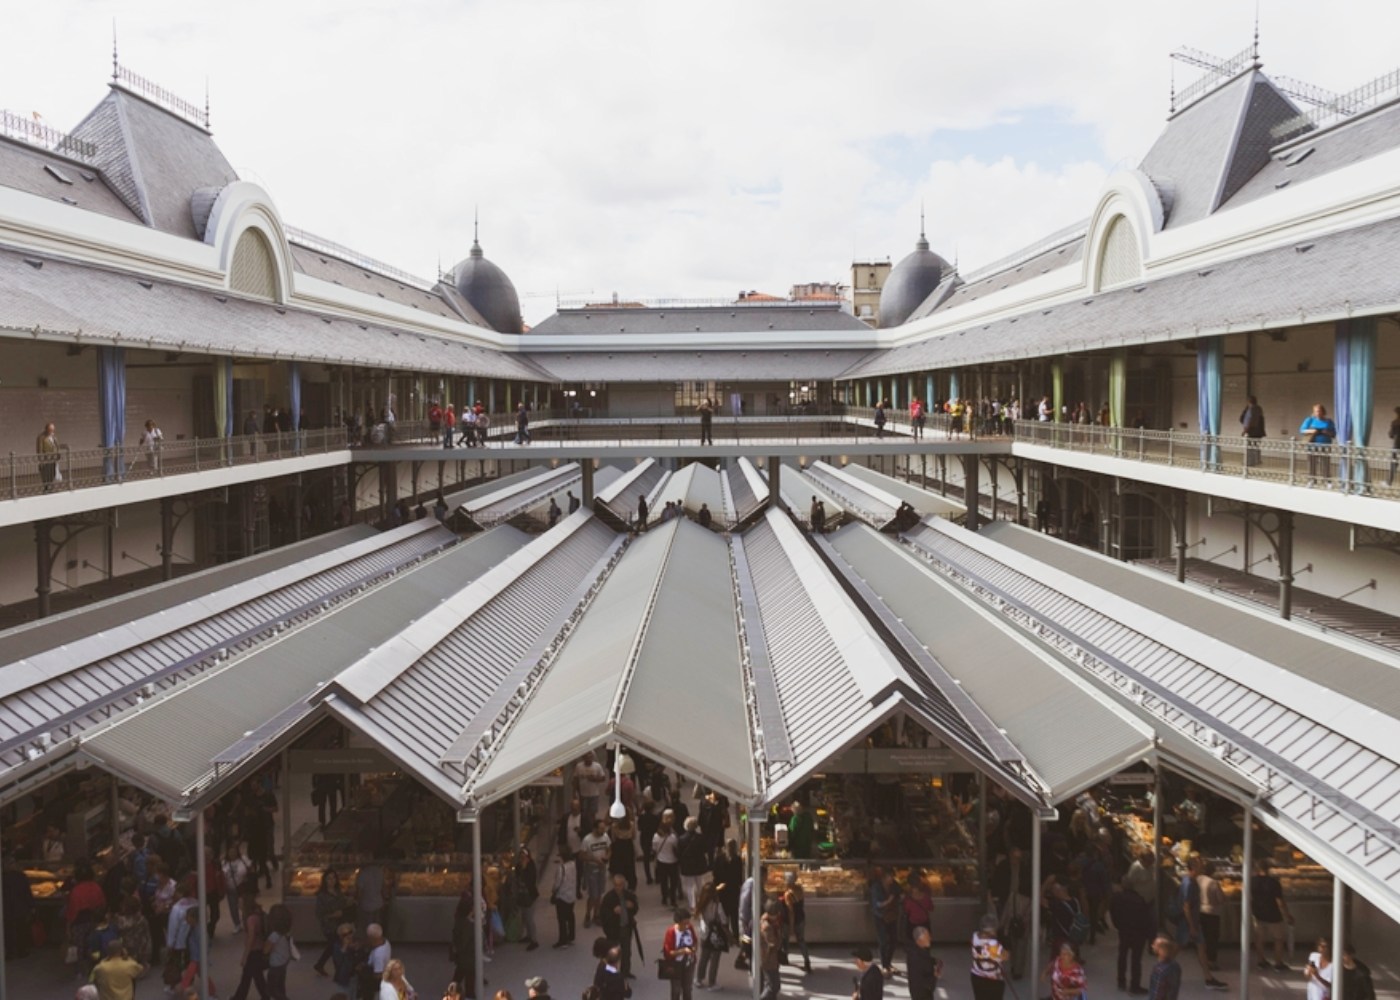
[9,875,1399,1000]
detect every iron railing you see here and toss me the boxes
[1013,419,1400,500]
[4,427,349,502]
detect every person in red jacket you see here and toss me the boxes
[442,404,456,449]
[662,907,698,1000]
[64,859,107,974]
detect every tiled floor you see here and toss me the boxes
[10,879,1398,1000]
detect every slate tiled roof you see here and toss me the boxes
[288,245,474,323]
[70,86,238,239]
[0,246,552,379]
[0,138,139,223]
[839,214,1400,379]
[1138,70,1301,229]
[528,303,870,336]
[526,347,871,382]
[1224,99,1400,212]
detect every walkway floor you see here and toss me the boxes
[8,875,1398,1000]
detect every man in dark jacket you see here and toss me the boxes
[677,817,709,910]
[853,945,884,1000]
[598,874,639,979]
[1111,879,1155,994]
[906,926,937,1000]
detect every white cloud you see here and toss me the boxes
[4,0,1400,322]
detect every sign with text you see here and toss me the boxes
[290,748,394,774]
[820,747,960,774]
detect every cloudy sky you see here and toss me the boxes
[4,1,1398,322]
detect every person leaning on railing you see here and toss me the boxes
[36,421,60,491]
[1298,404,1336,485]
[1240,396,1266,468]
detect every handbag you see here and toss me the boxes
[656,956,682,981]
[706,923,730,953]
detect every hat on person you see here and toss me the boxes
[525,977,549,992]
[852,945,875,962]
[979,913,999,933]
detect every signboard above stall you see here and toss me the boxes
[290,748,395,774]
[822,747,959,774]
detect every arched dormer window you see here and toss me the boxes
[229,227,279,300]
[1096,215,1142,291]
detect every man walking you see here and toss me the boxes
[854,945,884,1000]
[1173,854,1227,991]
[698,397,714,446]
[599,873,639,979]
[1240,395,1266,467]
[1250,859,1292,971]
[906,926,938,1000]
[1110,877,1153,994]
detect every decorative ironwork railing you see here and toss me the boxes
[0,110,98,161]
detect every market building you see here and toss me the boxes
[0,42,1398,1000]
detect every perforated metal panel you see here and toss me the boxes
[1096,216,1142,291]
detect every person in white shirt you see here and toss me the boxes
[579,820,611,929]
[574,752,608,826]
[134,419,163,473]
[366,922,392,975]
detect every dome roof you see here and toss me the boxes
[878,229,950,329]
[453,230,522,334]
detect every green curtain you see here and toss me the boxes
[1051,362,1063,422]
[1109,351,1127,427]
[214,357,231,438]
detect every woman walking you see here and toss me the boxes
[313,868,350,976]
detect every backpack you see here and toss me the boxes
[1067,902,1090,945]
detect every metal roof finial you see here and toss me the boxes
[1169,61,1176,115]
[471,206,483,258]
[1253,2,1261,67]
[916,201,930,251]
[204,78,210,130]
[112,20,119,82]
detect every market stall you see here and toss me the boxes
[281,743,548,943]
[760,742,985,943]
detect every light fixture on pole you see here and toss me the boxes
[610,745,628,820]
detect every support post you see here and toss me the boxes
[110,779,121,856]
[1153,764,1164,929]
[160,497,175,581]
[1332,876,1346,1000]
[281,750,292,887]
[474,815,486,1000]
[293,475,304,542]
[767,458,781,509]
[750,815,762,1000]
[0,819,6,1000]
[962,454,981,532]
[1277,509,1295,620]
[513,792,522,851]
[1240,804,1254,1000]
[989,459,999,521]
[1030,817,1042,983]
[34,519,51,619]
[920,454,927,490]
[196,812,209,1000]
[976,773,988,912]
[1174,491,1188,583]
[938,455,947,497]
[581,461,595,506]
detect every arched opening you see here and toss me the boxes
[229,227,280,301]
[1096,215,1142,291]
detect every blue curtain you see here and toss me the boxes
[1334,323,1351,483]
[949,372,960,402]
[97,346,126,481]
[1196,337,1223,467]
[1335,318,1376,487]
[925,373,934,409]
[289,362,302,431]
